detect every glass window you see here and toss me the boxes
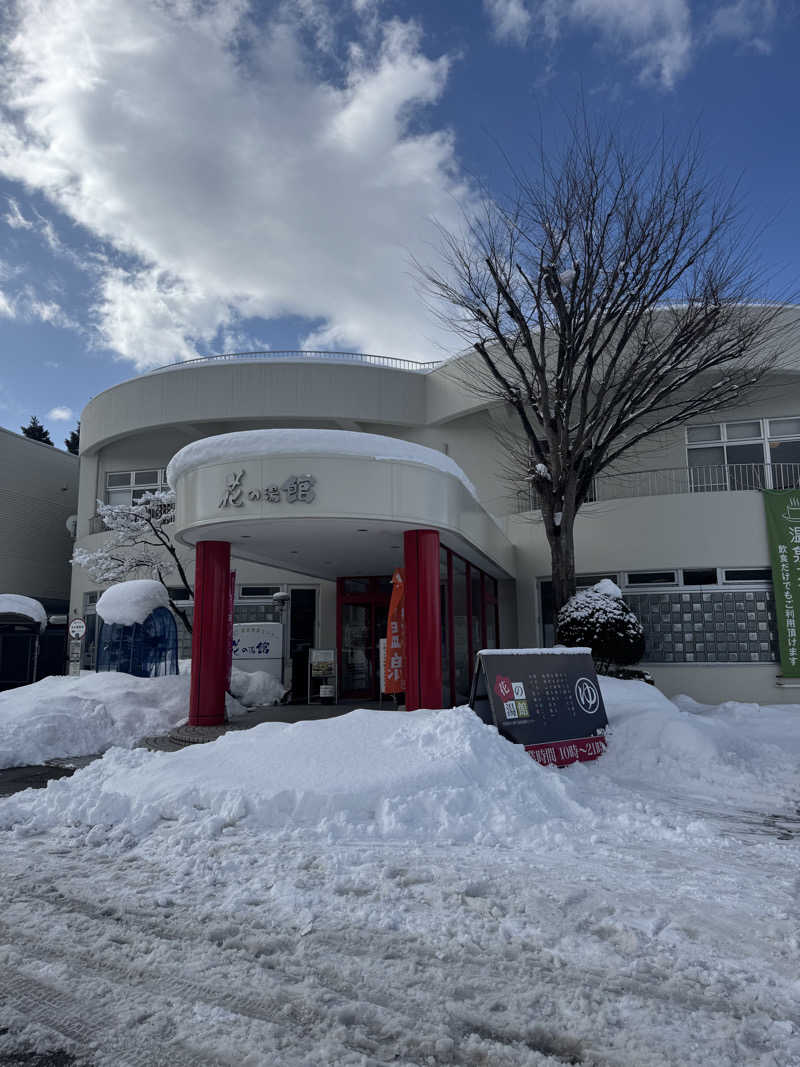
[687,425,721,443]
[440,549,451,708]
[769,418,800,438]
[470,567,482,658]
[723,568,772,582]
[106,471,132,488]
[134,470,160,485]
[626,571,678,586]
[769,439,800,488]
[240,585,280,598]
[452,557,469,705]
[106,489,133,507]
[342,578,370,594]
[682,568,718,585]
[725,421,761,440]
[688,445,725,466]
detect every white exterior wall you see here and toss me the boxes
[0,428,78,605]
[71,350,800,704]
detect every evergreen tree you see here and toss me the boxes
[21,415,53,445]
[65,422,80,454]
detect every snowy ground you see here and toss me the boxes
[0,678,798,1065]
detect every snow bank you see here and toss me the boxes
[0,707,589,844]
[0,594,47,632]
[228,666,286,707]
[96,579,170,625]
[597,678,799,806]
[0,672,190,768]
[166,428,478,496]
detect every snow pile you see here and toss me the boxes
[0,594,47,632]
[596,678,800,808]
[166,428,478,496]
[0,672,190,768]
[593,578,622,598]
[228,666,286,707]
[0,706,589,844]
[96,579,170,625]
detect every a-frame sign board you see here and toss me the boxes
[469,649,609,768]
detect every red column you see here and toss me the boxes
[189,540,231,727]
[403,530,442,711]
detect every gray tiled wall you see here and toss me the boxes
[625,590,779,663]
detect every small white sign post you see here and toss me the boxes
[68,617,86,675]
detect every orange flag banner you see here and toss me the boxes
[384,568,406,693]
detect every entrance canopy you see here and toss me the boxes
[167,429,514,580]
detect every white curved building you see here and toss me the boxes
[70,333,800,708]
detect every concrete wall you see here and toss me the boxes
[0,428,78,606]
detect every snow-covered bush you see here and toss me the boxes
[556,580,645,671]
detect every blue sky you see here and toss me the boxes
[0,0,797,447]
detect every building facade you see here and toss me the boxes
[70,337,800,707]
[0,427,78,612]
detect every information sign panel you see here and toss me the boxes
[310,649,336,677]
[68,618,86,640]
[469,648,608,767]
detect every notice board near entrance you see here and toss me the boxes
[469,648,608,767]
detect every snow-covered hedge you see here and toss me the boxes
[556,581,645,669]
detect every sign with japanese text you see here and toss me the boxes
[469,649,608,767]
[384,569,406,694]
[219,469,317,509]
[763,490,800,677]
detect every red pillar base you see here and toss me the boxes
[189,540,231,727]
[404,530,442,711]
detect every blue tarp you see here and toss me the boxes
[96,606,178,677]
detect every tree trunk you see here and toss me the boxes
[548,525,576,619]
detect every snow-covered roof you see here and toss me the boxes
[0,594,47,632]
[96,580,170,626]
[166,429,477,497]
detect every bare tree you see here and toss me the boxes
[71,490,195,633]
[418,116,794,613]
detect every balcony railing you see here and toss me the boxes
[514,462,800,513]
[146,349,446,376]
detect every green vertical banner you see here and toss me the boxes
[763,490,800,677]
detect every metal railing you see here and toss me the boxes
[145,349,446,375]
[515,462,800,512]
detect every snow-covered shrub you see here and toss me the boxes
[556,580,645,671]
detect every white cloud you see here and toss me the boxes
[707,0,776,51]
[47,406,73,421]
[0,290,15,318]
[486,0,777,88]
[0,0,473,369]
[3,198,33,230]
[484,0,532,44]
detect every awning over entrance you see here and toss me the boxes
[167,429,515,579]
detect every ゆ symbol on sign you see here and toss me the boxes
[574,677,600,714]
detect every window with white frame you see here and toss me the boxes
[105,469,169,506]
[686,418,800,490]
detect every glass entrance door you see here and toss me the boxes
[337,577,392,700]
